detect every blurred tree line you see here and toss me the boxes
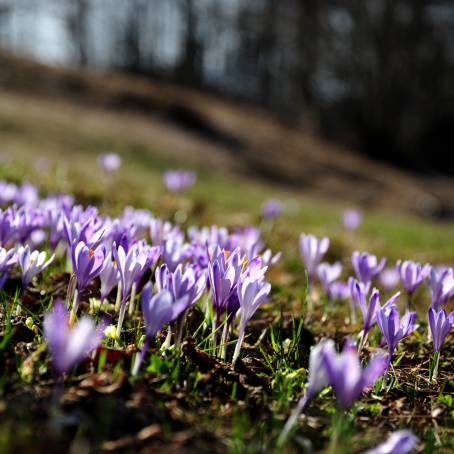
[0,0,453,173]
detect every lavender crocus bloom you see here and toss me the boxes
[322,344,387,409]
[169,264,206,306]
[428,307,454,353]
[261,199,283,221]
[278,339,336,446]
[379,267,400,291]
[44,300,105,374]
[99,254,119,302]
[397,260,430,294]
[162,237,191,272]
[342,209,362,231]
[329,281,350,301]
[0,208,16,247]
[232,274,271,364]
[352,251,386,286]
[376,304,417,365]
[132,284,189,375]
[97,152,122,173]
[317,262,342,299]
[429,266,454,309]
[112,243,148,305]
[363,430,418,454]
[299,233,329,280]
[0,181,17,205]
[71,241,106,292]
[163,170,196,193]
[208,248,244,319]
[17,245,54,289]
[0,247,16,288]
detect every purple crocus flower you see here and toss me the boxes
[0,247,16,289]
[162,237,191,272]
[363,430,418,454]
[132,284,189,375]
[208,247,244,320]
[317,262,342,299]
[63,216,105,250]
[397,260,430,295]
[329,281,350,301]
[71,241,106,292]
[261,199,283,221]
[97,152,122,173]
[299,233,329,280]
[379,267,400,290]
[17,245,54,289]
[428,307,454,353]
[429,266,454,309]
[44,300,105,374]
[112,243,148,305]
[0,207,16,247]
[99,253,120,302]
[322,343,387,409]
[278,339,336,446]
[376,303,417,366]
[342,209,362,231]
[352,251,386,286]
[232,274,271,364]
[0,181,18,205]
[352,285,400,346]
[163,170,196,193]
[164,264,206,306]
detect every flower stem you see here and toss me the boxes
[277,393,308,447]
[127,282,137,317]
[431,351,440,381]
[220,320,230,361]
[69,289,79,325]
[174,311,188,352]
[232,329,245,366]
[115,299,127,346]
[114,283,122,313]
[132,338,149,376]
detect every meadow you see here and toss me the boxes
[1,88,454,454]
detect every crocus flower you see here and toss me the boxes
[278,339,336,447]
[363,430,418,454]
[317,262,342,299]
[158,264,206,307]
[162,237,191,272]
[352,285,400,349]
[299,233,329,280]
[112,243,148,305]
[97,152,122,173]
[232,274,271,364]
[376,303,417,366]
[428,307,454,353]
[99,253,119,302]
[329,281,350,301]
[208,247,244,320]
[71,241,106,292]
[163,170,196,193]
[44,300,105,374]
[132,284,189,375]
[0,247,16,289]
[429,266,454,309]
[322,343,387,409]
[0,207,16,247]
[17,245,54,289]
[379,267,400,290]
[342,209,362,231]
[397,260,430,295]
[352,251,386,286]
[261,199,283,221]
